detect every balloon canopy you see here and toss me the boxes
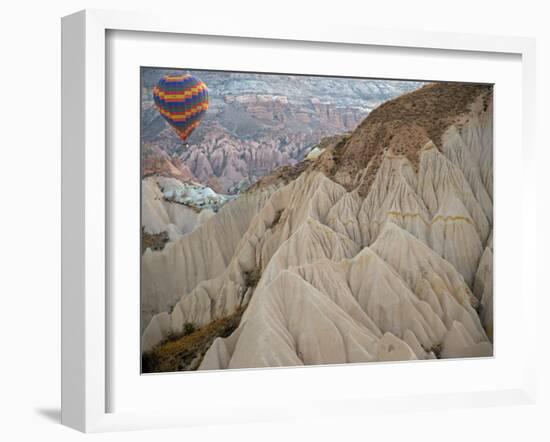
[153,74,209,142]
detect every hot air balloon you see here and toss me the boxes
[153,73,209,142]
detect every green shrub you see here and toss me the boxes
[183,322,196,336]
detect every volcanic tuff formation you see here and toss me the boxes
[141,83,494,370]
[141,70,423,193]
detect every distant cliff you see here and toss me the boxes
[141,70,423,193]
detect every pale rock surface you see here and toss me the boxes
[473,246,494,339]
[326,191,362,245]
[305,146,325,160]
[441,112,493,219]
[143,165,493,361]
[441,321,493,359]
[142,177,201,237]
[418,142,490,245]
[143,172,352,348]
[141,186,275,331]
[142,85,494,368]
[289,249,447,350]
[429,195,483,287]
[359,153,430,246]
[370,223,488,347]
[199,235,491,369]
[155,176,233,212]
[200,271,415,369]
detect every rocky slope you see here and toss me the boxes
[141,176,232,245]
[141,69,423,193]
[141,82,493,371]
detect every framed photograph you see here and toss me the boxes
[61,9,537,432]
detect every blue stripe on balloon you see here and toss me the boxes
[155,87,207,110]
[169,110,207,128]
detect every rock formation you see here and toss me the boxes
[141,82,494,372]
[141,70,423,193]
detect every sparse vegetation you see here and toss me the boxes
[245,160,309,193]
[243,266,262,289]
[183,321,196,336]
[423,343,443,359]
[141,227,169,253]
[142,307,246,373]
[271,209,283,228]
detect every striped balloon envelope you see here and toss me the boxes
[153,74,209,142]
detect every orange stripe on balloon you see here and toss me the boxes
[155,84,206,101]
[157,102,209,121]
[163,74,192,82]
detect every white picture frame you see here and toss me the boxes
[61,9,537,433]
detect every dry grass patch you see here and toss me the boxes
[141,228,169,253]
[246,160,309,193]
[142,306,246,373]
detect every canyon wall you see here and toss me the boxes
[141,83,494,370]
